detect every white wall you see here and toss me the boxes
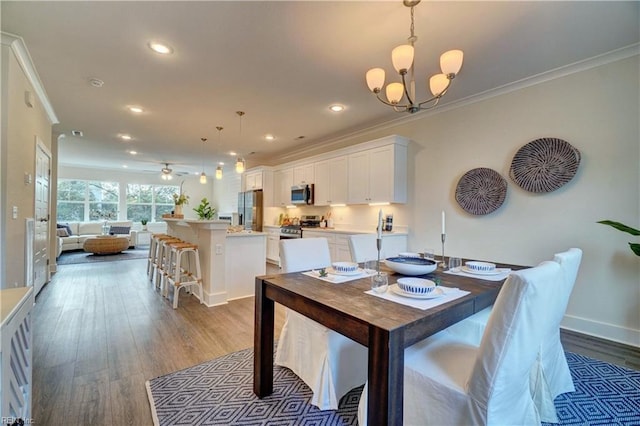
[1,39,54,289]
[212,170,241,215]
[270,56,640,346]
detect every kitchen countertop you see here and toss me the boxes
[301,227,408,236]
[226,230,267,237]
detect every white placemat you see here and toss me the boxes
[303,269,377,284]
[444,268,511,282]
[365,285,470,310]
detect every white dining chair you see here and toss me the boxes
[348,233,382,263]
[442,248,582,422]
[275,238,368,410]
[358,260,564,425]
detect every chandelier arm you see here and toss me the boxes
[416,96,441,110]
[374,92,411,110]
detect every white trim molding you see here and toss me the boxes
[1,32,58,124]
[562,314,640,349]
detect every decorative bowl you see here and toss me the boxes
[397,278,436,294]
[398,252,421,258]
[465,261,496,272]
[384,257,437,276]
[332,261,359,273]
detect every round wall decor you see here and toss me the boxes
[510,137,581,193]
[455,168,507,215]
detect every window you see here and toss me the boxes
[57,180,119,222]
[57,180,87,221]
[126,184,178,221]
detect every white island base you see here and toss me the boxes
[164,219,266,306]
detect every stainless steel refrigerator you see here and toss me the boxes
[237,190,263,232]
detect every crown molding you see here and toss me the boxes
[274,43,640,164]
[1,32,59,124]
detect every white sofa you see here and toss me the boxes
[57,221,138,252]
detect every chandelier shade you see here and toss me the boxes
[365,0,463,114]
[235,158,245,174]
[216,166,223,180]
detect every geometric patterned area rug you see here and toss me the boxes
[146,349,640,426]
[57,247,148,265]
[146,348,360,425]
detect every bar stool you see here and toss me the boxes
[155,236,182,290]
[147,233,168,278]
[165,242,203,309]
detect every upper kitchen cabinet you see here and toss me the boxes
[293,163,314,185]
[243,167,274,205]
[314,157,348,206]
[347,142,408,204]
[273,168,294,207]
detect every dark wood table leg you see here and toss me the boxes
[368,325,404,426]
[253,277,274,397]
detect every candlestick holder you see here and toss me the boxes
[440,233,446,268]
[376,238,382,274]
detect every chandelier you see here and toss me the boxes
[365,0,463,114]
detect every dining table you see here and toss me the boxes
[253,259,524,426]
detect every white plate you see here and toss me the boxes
[390,284,445,299]
[461,266,505,276]
[327,267,364,276]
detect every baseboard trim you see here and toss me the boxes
[561,314,640,348]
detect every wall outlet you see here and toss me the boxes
[215,244,223,255]
[12,206,18,219]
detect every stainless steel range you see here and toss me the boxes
[279,215,321,239]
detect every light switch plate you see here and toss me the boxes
[12,206,18,219]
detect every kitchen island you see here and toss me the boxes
[164,219,266,306]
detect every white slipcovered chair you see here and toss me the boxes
[275,238,368,410]
[358,260,564,425]
[348,233,382,263]
[443,248,582,422]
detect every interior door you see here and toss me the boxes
[34,140,51,295]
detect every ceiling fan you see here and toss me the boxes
[161,163,173,180]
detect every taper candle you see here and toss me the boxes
[441,211,446,234]
[377,209,383,239]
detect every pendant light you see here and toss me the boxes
[235,111,246,173]
[215,126,224,180]
[199,137,207,184]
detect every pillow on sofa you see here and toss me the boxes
[109,226,131,235]
[57,223,73,236]
[56,228,70,237]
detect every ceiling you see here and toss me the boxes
[2,1,638,177]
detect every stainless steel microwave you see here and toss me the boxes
[291,184,314,205]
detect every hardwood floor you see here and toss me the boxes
[33,258,284,425]
[33,258,638,424]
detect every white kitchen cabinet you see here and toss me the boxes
[274,168,293,207]
[265,226,281,265]
[244,169,263,190]
[314,157,348,206]
[303,229,408,262]
[244,167,274,206]
[293,163,314,185]
[347,143,407,204]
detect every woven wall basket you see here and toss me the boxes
[455,168,507,215]
[510,137,581,193]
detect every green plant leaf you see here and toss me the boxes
[597,220,640,236]
[630,243,640,256]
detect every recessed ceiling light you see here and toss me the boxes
[120,134,132,141]
[128,106,144,113]
[148,41,173,55]
[122,165,128,168]
[265,134,275,141]
[218,162,225,166]
[329,104,345,112]
[128,150,137,155]
[229,151,237,156]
